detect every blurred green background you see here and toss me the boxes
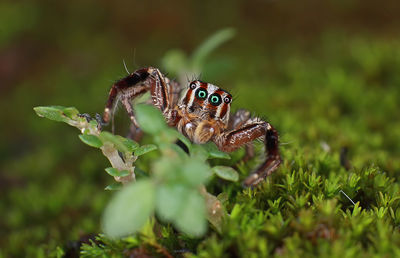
[1,0,400,256]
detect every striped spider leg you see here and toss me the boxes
[214,112,281,187]
[103,67,181,132]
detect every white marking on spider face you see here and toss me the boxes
[187,86,196,107]
[105,108,110,112]
[206,83,219,94]
[209,127,214,133]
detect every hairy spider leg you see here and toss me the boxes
[103,67,181,131]
[228,109,255,162]
[103,68,150,128]
[214,118,281,187]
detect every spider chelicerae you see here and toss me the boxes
[102,67,281,187]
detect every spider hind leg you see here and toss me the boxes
[242,125,281,187]
[215,114,281,187]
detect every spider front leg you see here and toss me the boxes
[214,118,281,187]
[103,67,177,131]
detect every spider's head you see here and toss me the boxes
[181,80,232,123]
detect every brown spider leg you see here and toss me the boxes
[228,109,252,129]
[228,109,255,162]
[121,97,140,127]
[103,67,181,130]
[214,120,281,187]
[127,123,144,142]
[103,67,151,124]
[244,125,281,187]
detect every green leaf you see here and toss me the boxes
[152,156,182,183]
[79,134,103,148]
[154,128,178,145]
[118,170,130,177]
[190,144,209,162]
[212,166,239,182]
[118,137,139,152]
[191,28,236,70]
[99,131,129,153]
[104,182,122,191]
[104,167,119,176]
[62,107,79,119]
[230,204,242,219]
[176,132,192,151]
[134,144,157,156]
[181,158,212,186]
[169,144,189,159]
[105,167,130,177]
[135,104,166,134]
[155,184,187,221]
[175,190,207,237]
[102,179,155,238]
[34,106,71,123]
[202,142,231,160]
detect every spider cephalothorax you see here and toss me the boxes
[103,67,281,187]
[176,80,232,144]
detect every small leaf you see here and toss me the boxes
[190,144,209,162]
[154,128,178,145]
[134,144,157,156]
[104,182,122,191]
[182,158,212,186]
[135,104,166,134]
[105,167,119,177]
[202,142,231,160]
[79,134,103,148]
[230,204,242,219]
[176,133,192,151]
[212,166,239,182]
[62,107,79,119]
[169,144,189,159]
[34,106,70,123]
[118,170,130,177]
[102,179,155,238]
[119,137,139,152]
[156,184,187,221]
[99,131,129,153]
[105,167,130,177]
[175,190,207,237]
[152,156,182,183]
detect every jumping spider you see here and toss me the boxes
[102,67,281,187]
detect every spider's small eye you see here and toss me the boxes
[189,82,197,90]
[195,88,208,100]
[209,93,222,106]
[224,96,231,104]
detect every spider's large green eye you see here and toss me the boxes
[196,88,208,99]
[209,93,222,106]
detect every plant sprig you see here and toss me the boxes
[34,104,238,237]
